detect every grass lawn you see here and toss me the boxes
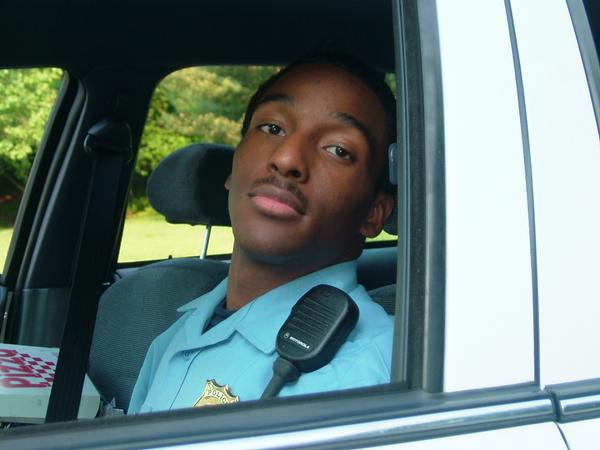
[119,211,234,262]
[1,210,396,272]
[0,227,12,273]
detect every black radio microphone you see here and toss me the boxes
[260,284,359,399]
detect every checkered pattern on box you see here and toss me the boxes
[16,352,56,387]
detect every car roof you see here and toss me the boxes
[0,0,395,71]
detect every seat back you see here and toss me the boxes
[367,284,396,315]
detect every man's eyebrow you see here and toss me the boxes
[332,111,375,150]
[255,93,296,109]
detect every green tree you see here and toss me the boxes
[0,68,63,193]
[132,66,278,209]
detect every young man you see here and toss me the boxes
[129,55,396,413]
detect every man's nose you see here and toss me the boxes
[268,135,309,181]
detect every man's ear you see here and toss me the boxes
[359,192,395,238]
[224,174,231,191]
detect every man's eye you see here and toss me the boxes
[324,145,353,160]
[258,123,285,136]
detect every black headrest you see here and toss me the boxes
[147,143,233,226]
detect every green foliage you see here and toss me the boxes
[385,73,397,96]
[133,66,279,201]
[141,65,278,147]
[0,68,63,192]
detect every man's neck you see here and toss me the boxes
[225,245,350,310]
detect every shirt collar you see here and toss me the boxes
[175,260,358,354]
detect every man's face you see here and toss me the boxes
[226,63,392,267]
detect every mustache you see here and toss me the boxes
[250,175,308,209]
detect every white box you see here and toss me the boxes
[0,343,100,423]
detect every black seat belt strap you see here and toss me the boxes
[45,118,131,423]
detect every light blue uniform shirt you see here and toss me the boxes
[129,261,393,413]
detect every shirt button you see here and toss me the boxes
[182,351,192,360]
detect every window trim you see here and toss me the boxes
[0,384,556,449]
[550,378,600,423]
[393,0,446,392]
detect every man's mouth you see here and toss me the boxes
[248,178,307,219]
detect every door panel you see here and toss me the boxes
[437,0,535,391]
[512,0,600,385]
[559,419,600,450]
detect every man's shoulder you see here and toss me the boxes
[320,289,393,390]
[350,285,394,326]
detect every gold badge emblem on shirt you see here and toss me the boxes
[193,379,239,407]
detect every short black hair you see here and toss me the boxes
[240,53,397,194]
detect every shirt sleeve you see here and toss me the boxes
[128,339,158,414]
[127,310,192,413]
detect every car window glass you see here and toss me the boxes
[0,68,63,274]
[118,66,396,264]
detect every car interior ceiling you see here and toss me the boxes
[0,0,395,71]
